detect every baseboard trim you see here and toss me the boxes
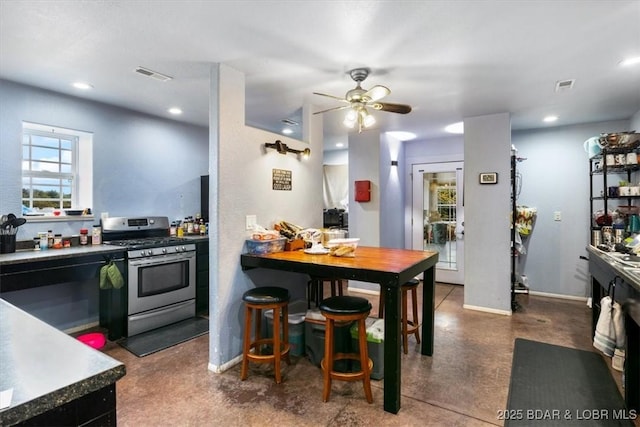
[347,286,380,296]
[528,290,588,302]
[63,321,99,335]
[463,304,512,316]
[208,354,242,374]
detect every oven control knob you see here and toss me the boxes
[175,246,180,252]
[181,246,186,251]
[148,249,153,256]
[162,248,167,254]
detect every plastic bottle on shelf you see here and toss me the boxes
[92,225,101,245]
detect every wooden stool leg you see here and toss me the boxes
[322,318,335,402]
[282,303,291,365]
[240,305,252,380]
[273,307,282,384]
[378,291,384,318]
[412,286,421,344]
[358,317,373,403]
[402,287,409,354]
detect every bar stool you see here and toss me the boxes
[240,286,291,384]
[307,277,345,309]
[319,295,373,403]
[378,278,421,354]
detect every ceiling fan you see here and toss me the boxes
[313,68,412,132]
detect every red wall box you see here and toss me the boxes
[354,180,371,202]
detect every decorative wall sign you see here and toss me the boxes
[272,168,292,191]
[479,172,498,184]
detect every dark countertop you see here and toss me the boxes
[0,244,126,266]
[0,299,126,426]
[587,245,640,293]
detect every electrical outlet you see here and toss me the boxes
[245,215,257,230]
[554,211,562,221]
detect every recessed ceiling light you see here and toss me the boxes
[444,122,464,134]
[168,107,182,115]
[72,82,93,90]
[282,128,293,135]
[336,142,344,148]
[386,131,416,141]
[620,56,640,67]
[543,115,558,123]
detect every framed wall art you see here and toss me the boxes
[479,172,498,184]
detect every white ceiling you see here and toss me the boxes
[1,1,639,151]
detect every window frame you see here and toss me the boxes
[21,122,93,219]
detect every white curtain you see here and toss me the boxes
[323,164,349,210]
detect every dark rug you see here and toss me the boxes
[119,317,209,357]
[505,338,633,426]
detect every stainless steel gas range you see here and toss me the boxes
[102,216,196,337]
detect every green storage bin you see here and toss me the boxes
[350,317,384,380]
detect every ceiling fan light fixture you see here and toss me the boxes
[445,121,464,134]
[343,109,357,128]
[362,110,376,128]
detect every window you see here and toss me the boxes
[21,122,93,216]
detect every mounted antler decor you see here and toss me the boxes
[264,140,311,159]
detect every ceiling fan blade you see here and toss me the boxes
[363,85,390,102]
[371,102,412,114]
[313,105,351,115]
[313,92,349,102]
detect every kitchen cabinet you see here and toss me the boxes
[0,247,127,340]
[196,240,209,314]
[589,140,640,244]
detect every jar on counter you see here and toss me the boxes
[47,230,54,248]
[92,225,102,245]
[39,232,49,250]
[80,228,89,245]
[170,222,177,237]
[53,234,63,249]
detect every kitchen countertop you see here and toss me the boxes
[0,245,126,266]
[587,245,640,293]
[0,235,208,266]
[0,299,126,426]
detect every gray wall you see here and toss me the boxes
[512,119,630,298]
[463,113,512,313]
[0,79,208,330]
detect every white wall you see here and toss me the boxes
[631,109,640,131]
[323,149,348,165]
[208,64,323,370]
[463,113,512,314]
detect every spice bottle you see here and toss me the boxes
[92,225,102,245]
[80,228,89,245]
[53,234,62,249]
[47,230,54,248]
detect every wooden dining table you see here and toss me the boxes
[240,246,439,414]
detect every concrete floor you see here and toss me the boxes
[101,284,627,426]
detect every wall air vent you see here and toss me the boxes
[555,79,575,92]
[134,67,173,82]
[281,118,299,126]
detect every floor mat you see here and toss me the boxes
[119,317,209,357]
[505,338,633,426]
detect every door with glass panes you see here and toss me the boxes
[411,162,464,284]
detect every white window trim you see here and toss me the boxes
[22,122,93,219]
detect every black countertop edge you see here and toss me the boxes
[0,367,126,426]
[0,245,126,266]
[586,245,640,293]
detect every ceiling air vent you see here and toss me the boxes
[555,79,575,92]
[281,118,299,126]
[134,66,173,82]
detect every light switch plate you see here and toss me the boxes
[246,215,257,230]
[554,211,562,221]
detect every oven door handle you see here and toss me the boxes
[128,253,194,267]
